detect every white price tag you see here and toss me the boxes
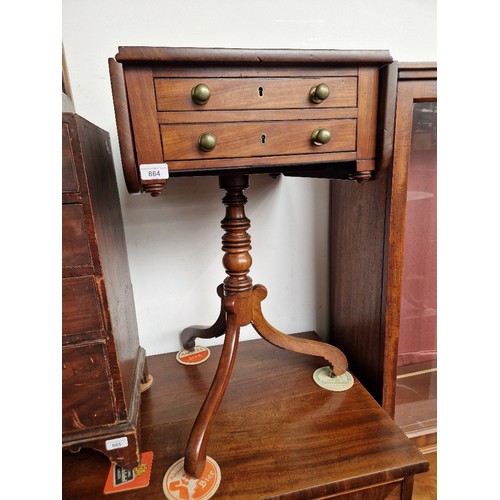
[140,163,169,180]
[105,436,129,451]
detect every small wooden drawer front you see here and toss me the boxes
[62,276,104,342]
[161,119,356,162]
[62,342,116,433]
[62,122,79,194]
[154,76,358,111]
[62,204,92,270]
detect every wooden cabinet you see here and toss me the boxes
[329,63,437,443]
[62,111,147,469]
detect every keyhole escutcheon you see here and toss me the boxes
[258,86,264,97]
[261,134,266,144]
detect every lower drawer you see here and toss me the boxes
[62,204,92,270]
[62,342,116,433]
[161,119,356,163]
[62,276,104,342]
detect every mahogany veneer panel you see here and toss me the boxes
[63,333,428,499]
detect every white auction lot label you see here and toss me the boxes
[105,436,129,451]
[140,163,169,180]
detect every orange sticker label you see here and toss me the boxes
[163,456,221,500]
[176,346,210,366]
[103,451,153,494]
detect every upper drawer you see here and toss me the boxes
[154,77,357,112]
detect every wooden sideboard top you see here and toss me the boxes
[63,332,428,499]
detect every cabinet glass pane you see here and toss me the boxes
[394,101,437,438]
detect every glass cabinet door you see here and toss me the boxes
[394,100,437,443]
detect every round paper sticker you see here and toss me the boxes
[163,456,221,500]
[176,346,210,366]
[313,366,354,392]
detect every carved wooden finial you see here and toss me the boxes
[349,170,372,182]
[143,183,166,197]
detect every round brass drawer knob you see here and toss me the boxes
[311,128,331,146]
[309,83,330,103]
[198,132,217,151]
[191,83,211,105]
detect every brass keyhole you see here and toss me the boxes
[261,134,266,144]
[258,86,264,97]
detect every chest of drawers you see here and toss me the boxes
[109,47,393,196]
[62,111,147,469]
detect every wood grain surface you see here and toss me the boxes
[63,332,428,499]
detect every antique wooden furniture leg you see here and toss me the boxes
[184,295,241,478]
[183,174,348,477]
[252,284,348,375]
[180,284,226,350]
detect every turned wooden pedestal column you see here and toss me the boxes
[180,174,348,478]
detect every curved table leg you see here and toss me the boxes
[180,284,226,350]
[251,284,348,376]
[184,295,241,478]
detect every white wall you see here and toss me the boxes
[62,0,436,356]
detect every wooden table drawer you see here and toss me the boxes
[62,276,104,342]
[154,76,357,111]
[62,204,92,270]
[161,119,356,164]
[62,342,116,433]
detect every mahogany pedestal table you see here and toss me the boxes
[108,46,395,479]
